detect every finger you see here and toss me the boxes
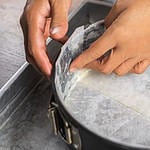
[58,35,68,44]
[28,16,52,77]
[84,60,105,73]
[70,27,116,72]
[105,0,130,28]
[26,55,42,74]
[114,58,139,76]
[99,48,129,74]
[130,60,150,74]
[50,0,71,40]
[20,13,29,53]
[44,18,51,40]
[84,54,110,71]
[44,18,68,44]
[20,14,44,75]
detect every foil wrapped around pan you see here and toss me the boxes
[55,20,105,100]
[55,20,150,148]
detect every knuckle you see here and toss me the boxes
[91,52,99,60]
[116,0,123,7]
[25,9,32,21]
[20,10,27,27]
[24,5,36,22]
[115,0,126,10]
[113,25,125,39]
[115,69,125,76]
[89,46,102,60]
[19,15,24,26]
[26,47,33,57]
[135,68,145,74]
[28,49,33,57]
[24,2,32,13]
[101,66,112,74]
[25,56,30,63]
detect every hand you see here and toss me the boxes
[70,0,150,76]
[20,0,71,78]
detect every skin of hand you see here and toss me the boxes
[20,0,71,78]
[70,0,150,76]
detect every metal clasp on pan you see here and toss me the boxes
[48,100,82,150]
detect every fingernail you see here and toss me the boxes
[51,27,61,35]
[70,67,78,72]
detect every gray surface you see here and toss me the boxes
[0,0,26,88]
[0,79,69,150]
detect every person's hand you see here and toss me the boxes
[70,0,150,76]
[20,0,71,78]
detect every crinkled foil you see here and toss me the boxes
[55,20,105,100]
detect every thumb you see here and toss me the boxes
[50,0,71,40]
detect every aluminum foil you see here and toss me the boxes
[55,20,150,148]
[55,20,105,100]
